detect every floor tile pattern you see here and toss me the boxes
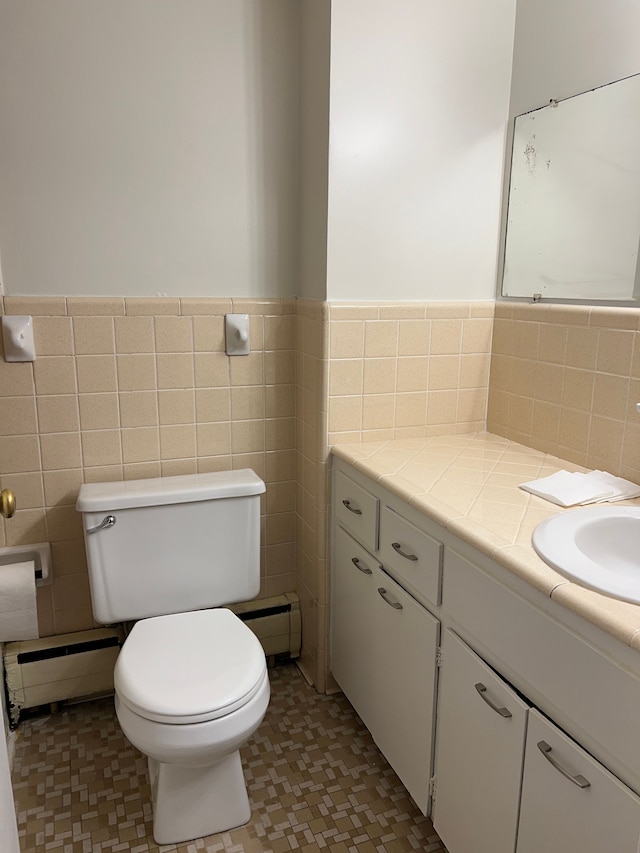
[12,663,446,852]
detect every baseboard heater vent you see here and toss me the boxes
[228,592,301,661]
[3,627,123,728]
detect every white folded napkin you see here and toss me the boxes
[519,469,640,507]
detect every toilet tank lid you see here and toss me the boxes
[76,469,265,512]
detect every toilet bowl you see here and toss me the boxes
[76,469,270,844]
[114,609,270,844]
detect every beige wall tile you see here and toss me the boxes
[155,315,193,352]
[231,420,265,454]
[538,323,568,364]
[193,316,226,353]
[34,356,77,395]
[596,329,634,376]
[330,321,365,359]
[426,390,457,425]
[123,461,161,480]
[534,362,564,405]
[266,418,295,451]
[160,424,196,459]
[397,356,428,392]
[507,395,533,435]
[231,386,265,420]
[53,607,95,634]
[116,354,157,391]
[364,321,397,357]
[231,352,265,386]
[378,304,425,319]
[264,316,294,350]
[52,573,91,612]
[5,507,47,546]
[363,358,396,394]
[561,368,594,412]
[36,395,80,434]
[531,401,560,443]
[158,389,195,425]
[3,471,44,509]
[430,320,463,355]
[328,396,362,433]
[265,385,295,419]
[462,318,493,353]
[459,354,490,389]
[67,297,124,316]
[73,317,115,355]
[196,422,231,457]
[76,355,118,393]
[362,394,395,430]
[33,317,73,355]
[197,455,233,474]
[264,351,293,385]
[51,539,87,576]
[588,416,624,467]
[0,396,37,435]
[43,469,83,507]
[114,316,155,353]
[195,388,231,423]
[0,435,41,474]
[161,459,198,476]
[591,374,629,421]
[428,356,460,392]
[194,353,230,387]
[0,360,34,397]
[566,325,598,370]
[83,465,123,483]
[558,409,590,455]
[121,427,160,464]
[328,360,363,397]
[124,297,179,316]
[180,297,232,316]
[119,392,158,428]
[79,393,120,431]
[457,389,487,424]
[81,430,122,467]
[40,432,82,471]
[395,393,427,428]
[156,353,194,390]
[4,297,66,316]
[398,320,430,356]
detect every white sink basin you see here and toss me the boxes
[532,506,640,603]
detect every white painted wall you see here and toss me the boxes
[0,0,299,298]
[299,0,331,301]
[509,0,640,117]
[324,0,516,302]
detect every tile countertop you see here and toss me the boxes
[331,432,640,653]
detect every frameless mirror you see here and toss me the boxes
[501,73,640,303]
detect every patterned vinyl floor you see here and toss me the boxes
[11,662,446,852]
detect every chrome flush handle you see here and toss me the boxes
[87,514,116,534]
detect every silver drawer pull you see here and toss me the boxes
[392,542,418,561]
[378,587,403,610]
[537,741,590,788]
[342,499,362,515]
[474,683,512,718]
[87,514,116,535]
[351,557,372,575]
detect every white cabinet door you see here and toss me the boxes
[517,709,640,853]
[432,630,528,853]
[369,564,439,815]
[331,525,380,734]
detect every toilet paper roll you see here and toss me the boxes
[0,560,39,642]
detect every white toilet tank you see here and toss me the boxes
[76,469,265,624]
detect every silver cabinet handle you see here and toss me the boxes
[342,499,362,515]
[474,683,512,718]
[351,557,372,575]
[392,542,418,561]
[378,587,403,610]
[87,514,116,535]
[537,741,590,788]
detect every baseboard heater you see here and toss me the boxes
[228,592,301,661]
[3,593,300,727]
[3,627,122,728]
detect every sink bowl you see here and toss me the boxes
[532,506,640,603]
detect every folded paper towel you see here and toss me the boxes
[0,559,39,642]
[519,470,640,507]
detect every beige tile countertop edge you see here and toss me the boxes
[331,433,640,649]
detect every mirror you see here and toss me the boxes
[501,73,640,303]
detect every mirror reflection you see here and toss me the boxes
[501,73,640,303]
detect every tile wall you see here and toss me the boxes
[0,296,297,638]
[488,303,640,483]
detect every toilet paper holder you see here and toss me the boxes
[0,542,52,585]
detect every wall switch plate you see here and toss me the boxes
[2,315,35,361]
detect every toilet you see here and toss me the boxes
[76,469,270,845]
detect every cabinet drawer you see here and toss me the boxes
[517,709,640,853]
[379,505,442,607]
[334,470,378,551]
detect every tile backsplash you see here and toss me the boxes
[0,296,296,638]
[3,294,640,692]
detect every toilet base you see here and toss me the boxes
[149,750,251,845]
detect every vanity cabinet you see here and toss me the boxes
[331,482,440,814]
[431,629,528,853]
[330,455,640,853]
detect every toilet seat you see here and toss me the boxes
[115,608,266,725]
